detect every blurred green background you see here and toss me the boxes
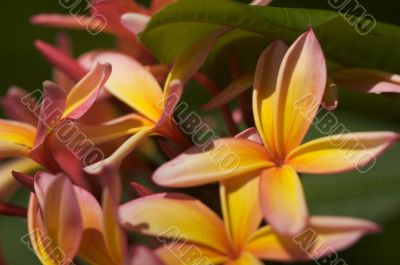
[0,0,399,264]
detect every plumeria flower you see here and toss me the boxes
[27,169,162,265]
[0,63,110,173]
[151,29,399,236]
[76,26,228,173]
[119,174,381,264]
[32,23,228,174]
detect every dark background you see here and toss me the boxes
[0,0,399,264]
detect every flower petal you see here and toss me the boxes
[203,73,253,110]
[119,193,231,254]
[0,119,36,158]
[153,138,273,187]
[101,168,126,264]
[35,40,86,81]
[274,29,327,157]
[130,246,163,265]
[252,40,288,157]
[78,114,154,144]
[32,172,83,262]
[247,216,380,262]
[31,14,90,30]
[246,225,304,262]
[250,0,273,6]
[121,13,151,35]
[33,81,66,149]
[63,63,112,119]
[220,176,262,252]
[287,132,398,174]
[226,253,263,265]
[330,68,400,94]
[260,165,308,236]
[0,158,39,200]
[155,243,228,265]
[0,202,27,217]
[304,216,381,259]
[321,78,338,111]
[79,51,163,122]
[84,127,153,174]
[74,186,119,265]
[1,86,38,125]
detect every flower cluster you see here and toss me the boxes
[1,1,399,265]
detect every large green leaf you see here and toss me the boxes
[139,0,400,73]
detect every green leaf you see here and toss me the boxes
[139,0,400,73]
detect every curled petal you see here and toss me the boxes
[287,132,398,174]
[322,78,338,111]
[153,138,274,187]
[63,62,112,119]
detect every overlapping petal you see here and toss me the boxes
[29,172,83,264]
[252,39,288,157]
[63,62,112,119]
[273,29,327,157]
[260,166,308,236]
[79,51,164,122]
[119,193,231,254]
[156,243,228,265]
[220,176,262,252]
[153,138,274,187]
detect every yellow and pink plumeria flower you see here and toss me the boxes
[120,175,380,264]
[27,169,163,265]
[0,62,111,205]
[152,29,399,236]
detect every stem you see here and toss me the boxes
[194,73,239,135]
